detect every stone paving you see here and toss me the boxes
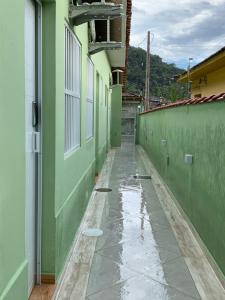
[85,139,201,300]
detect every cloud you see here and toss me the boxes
[130,0,225,68]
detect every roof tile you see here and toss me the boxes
[140,92,225,115]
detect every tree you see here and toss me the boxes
[126,46,188,101]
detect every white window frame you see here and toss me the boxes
[86,57,94,140]
[64,24,81,155]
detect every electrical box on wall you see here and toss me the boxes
[161,139,167,146]
[184,154,193,165]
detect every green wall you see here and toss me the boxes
[0,1,28,299]
[93,56,111,174]
[111,85,122,147]
[42,0,113,280]
[138,102,225,277]
[42,0,57,277]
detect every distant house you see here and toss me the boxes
[149,96,169,108]
[177,46,225,98]
[122,92,143,139]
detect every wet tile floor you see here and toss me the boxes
[85,140,201,300]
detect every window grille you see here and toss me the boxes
[86,57,94,139]
[64,25,81,154]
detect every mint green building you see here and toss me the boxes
[0,0,130,298]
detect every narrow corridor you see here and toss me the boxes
[55,138,225,300]
[84,139,200,300]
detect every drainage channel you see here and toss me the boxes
[133,175,152,180]
[95,188,112,192]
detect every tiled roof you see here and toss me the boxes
[140,92,225,115]
[123,91,143,102]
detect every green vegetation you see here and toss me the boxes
[127,46,188,101]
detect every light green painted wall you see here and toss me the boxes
[42,0,57,276]
[0,1,28,299]
[93,56,112,173]
[111,85,122,147]
[42,0,113,279]
[139,102,225,277]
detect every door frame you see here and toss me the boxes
[35,0,42,285]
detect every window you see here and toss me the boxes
[86,58,94,139]
[64,24,81,155]
[194,94,202,98]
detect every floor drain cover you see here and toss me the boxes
[133,175,152,180]
[82,228,103,237]
[95,188,112,192]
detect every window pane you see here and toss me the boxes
[64,25,81,154]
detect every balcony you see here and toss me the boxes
[89,18,123,54]
[69,0,123,26]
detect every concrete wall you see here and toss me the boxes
[138,102,225,277]
[111,85,122,147]
[192,65,225,97]
[0,2,28,299]
[121,102,139,136]
[42,0,113,280]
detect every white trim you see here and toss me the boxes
[64,23,81,155]
[35,0,42,285]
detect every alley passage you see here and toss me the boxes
[85,139,201,300]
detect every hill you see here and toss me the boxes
[126,46,188,101]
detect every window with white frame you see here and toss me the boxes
[86,57,94,139]
[64,24,81,154]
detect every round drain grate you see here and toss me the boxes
[82,228,103,237]
[95,188,112,192]
[133,175,152,180]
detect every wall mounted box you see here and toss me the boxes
[161,139,167,146]
[184,154,193,165]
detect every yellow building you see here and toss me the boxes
[178,46,225,98]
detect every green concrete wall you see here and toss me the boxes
[138,102,225,277]
[0,1,28,299]
[111,85,122,147]
[42,0,57,277]
[42,0,113,281]
[94,62,111,174]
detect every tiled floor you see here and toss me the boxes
[85,139,201,300]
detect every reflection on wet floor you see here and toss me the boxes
[86,140,201,300]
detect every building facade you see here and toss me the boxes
[177,46,225,98]
[0,0,131,298]
[121,92,143,142]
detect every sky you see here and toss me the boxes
[130,0,225,69]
